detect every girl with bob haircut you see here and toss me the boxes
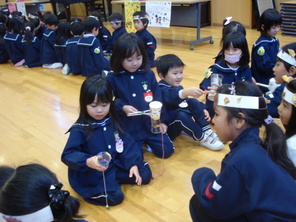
[190,81,296,221]
[0,163,85,222]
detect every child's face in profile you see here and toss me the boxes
[273,60,289,84]
[266,25,281,38]
[47,24,58,31]
[278,98,292,126]
[122,52,143,73]
[110,21,121,30]
[87,96,110,120]
[160,66,184,87]
[134,20,145,31]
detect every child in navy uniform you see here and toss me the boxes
[107,12,126,53]
[66,19,84,75]
[133,11,157,68]
[278,78,296,166]
[40,14,63,69]
[77,16,110,77]
[251,8,282,94]
[190,81,296,222]
[22,21,41,67]
[266,42,296,117]
[0,163,86,222]
[3,17,24,66]
[107,33,174,158]
[62,76,152,206]
[200,32,252,118]
[0,18,9,64]
[156,54,224,150]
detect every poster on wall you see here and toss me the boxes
[124,1,141,33]
[145,1,171,28]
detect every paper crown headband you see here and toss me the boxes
[277,49,296,67]
[133,15,148,20]
[217,94,261,109]
[282,75,296,107]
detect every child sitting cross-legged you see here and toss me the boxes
[156,54,224,150]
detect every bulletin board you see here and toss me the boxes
[255,0,275,15]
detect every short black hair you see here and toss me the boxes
[44,14,59,26]
[84,16,99,33]
[70,21,84,35]
[156,54,185,77]
[258,8,282,34]
[133,11,148,27]
[109,12,123,23]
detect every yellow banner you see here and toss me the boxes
[124,1,141,33]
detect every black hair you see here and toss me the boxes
[0,22,7,44]
[216,81,296,179]
[277,42,296,72]
[258,8,282,35]
[110,32,149,72]
[89,11,104,33]
[221,21,246,46]
[83,16,99,33]
[222,31,250,68]
[109,12,124,25]
[283,79,296,139]
[70,17,82,23]
[156,54,185,77]
[41,11,52,23]
[7,17,24,34]
[44,14,59,26]
[70,20,84,36]
[0,14,7,24]
[133,11,149,27]
[0,166,14,189]
[0,163,83,222]
[76,75,122,134]
[55,20,71,45]
[23,21,35,44]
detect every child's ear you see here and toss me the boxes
[289,66,296,77]
[261,24,265,31]
[158,72,165,80]
[233,112,246,130]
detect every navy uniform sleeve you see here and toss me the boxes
[160,85,184,106]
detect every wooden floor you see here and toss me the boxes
[0,24,294,221]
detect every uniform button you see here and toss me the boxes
[131,76,134,79]
[103,127,106,131]
[132,93,136,97]
[108,145,111,149]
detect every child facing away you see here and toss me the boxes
[0,163,86,222]
[278,78,296,166]
[265,42,296,117]
[251,8,282,94]
[54,20,71,75]
[107,33,175,158]
[200,31,252,118]
[66,18,84,75]
[21,21,42,67]
[107,12,127,53]
[77,16,110,77]
[3,17,25,66]
[156,54,224,151]
[133,11,157,68]
[62,76,152,206]
[0,16,9,64]
[40,14,63,69]
[190,81,296,222]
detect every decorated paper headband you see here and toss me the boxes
[110,20,121,24]
[283,87,296,107]
[28,13,39,20]
[0,206,54,222]
[224,16,232,26]
[88,15,99,20]
[133,15,148,21]
[277,49,296,66]
[217,93,261,109]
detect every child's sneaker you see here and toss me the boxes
[42,62,63,69]
[14,59,25,67]
[62,63,70,75]
[200,129,224,151]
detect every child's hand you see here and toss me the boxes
[203,109,211,122]
[159,123,168,134]
[181,87,205,98]
[123,105,138,115]
[86,156,108,172]
[129,165,142,185]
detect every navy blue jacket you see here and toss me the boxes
[98,26,111,52]
[107,69,165,141]
[200,61,253,91]
[136,29,157,68]
[108,26,127,52]
[21,36,41,67]
[192,127,296,221]
[66,36,81,74]
[77,34,110,77]
[266,83,285,118]
[62,116,143,198]
[251,35,279,86]
[0,40,9,64]
[3,32,24,64]
[40,29,58,64]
